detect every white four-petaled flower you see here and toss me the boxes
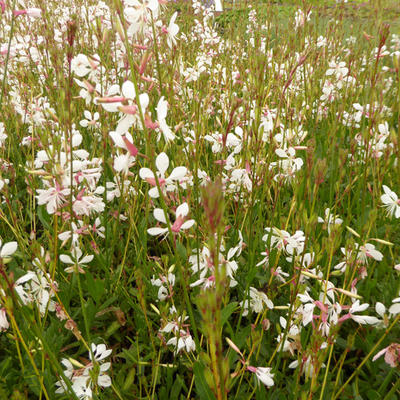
[381,185,400,218]
[147,203,195,237]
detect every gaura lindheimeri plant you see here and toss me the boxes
[0,0,400,398]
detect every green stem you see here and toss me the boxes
[333,313,400,399]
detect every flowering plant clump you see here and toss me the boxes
[0,0,399,398]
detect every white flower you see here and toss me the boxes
[357,243,383,263]
[151,273,175,301]
[79,111,100,128]
[247,366,274,387]
[56,343,112,397]
[156,97,175,142]
[166,12,179,49]
[58,221,85,245]
[14,270,57,315]
[113,152,136,174]
[0,122,7,148]
[326,60,348,78]
[60,247,94,273]
[117,81,149,134]
[71,54,92,77]
[289,354,325,378]
[36,183,70,214]
[262,227,305,256]
[240,287,274,317]
[96,82,149,133]
[271,147,304,182]
[381,185,400,218]
[167,332,196,354]
[139,152,186,198]
[90,343,113,363]
[346,301,380,325]
[317,208,343,233]
[125,0,159,36]
[147,203,195,237]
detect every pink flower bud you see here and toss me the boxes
[13,8,41,17]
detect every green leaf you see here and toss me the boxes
[176,242,187,260]
[193,361,216,400]
[86,272,105,304]
[170,375,182,398]
[221,302,238,326]
[37,206,51,231]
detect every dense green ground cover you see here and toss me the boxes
[0,0,400,398]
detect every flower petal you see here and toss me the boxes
[176,203,189,218]
[0,241,17,258]
[156,153,169,175]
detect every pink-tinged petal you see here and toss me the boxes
[0,241,17,257]
[156,152,169,175]
[122,81,136,99]
[122,136,138,157]
[372,347,387,361]
[180,220,195,230]
[147,227,168,236]
[226,338,243,356]
[176,203,189,218]
[169,167,187,180]
[384,349,398,367]
[153,208,167,224]
[139,168,155,180]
